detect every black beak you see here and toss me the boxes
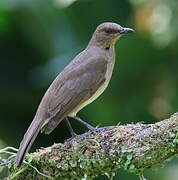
[119,27,134,34]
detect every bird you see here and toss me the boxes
[14,22,134,168]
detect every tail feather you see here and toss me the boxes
[14,118,43,168]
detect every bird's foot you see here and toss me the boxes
[64,127,104,143]
[64,116,104,143]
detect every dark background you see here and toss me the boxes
[0,0,178,179]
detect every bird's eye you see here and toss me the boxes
[104,28,112,34]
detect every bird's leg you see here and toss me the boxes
[73,116,101,131]
[65,117,77,137]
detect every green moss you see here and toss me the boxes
[128,164,135,172]
[173,132,178,144]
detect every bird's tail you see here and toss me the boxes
[14,117,43,168]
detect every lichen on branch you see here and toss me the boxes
[10,112,178,179]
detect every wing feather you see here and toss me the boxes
[41,56,108,134]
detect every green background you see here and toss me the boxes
[0,0,178,179]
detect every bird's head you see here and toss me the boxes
[89,22,134,49]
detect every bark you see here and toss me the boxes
[10,112,178,180]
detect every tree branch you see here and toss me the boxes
[10,112,178,179]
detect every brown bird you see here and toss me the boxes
[14,22,134,168]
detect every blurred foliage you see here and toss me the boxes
[0,0,178,179]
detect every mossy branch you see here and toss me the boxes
[10,112,178,179]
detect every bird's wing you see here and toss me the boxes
[41,56,108,134]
